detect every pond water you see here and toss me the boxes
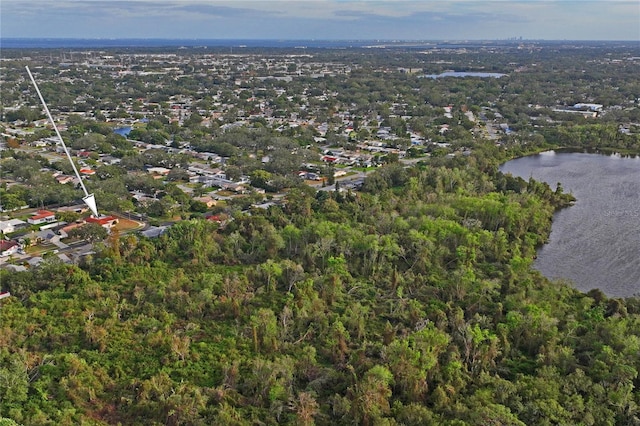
[500,150,640,298]
[113,126,132,137]
[422,71,506,79]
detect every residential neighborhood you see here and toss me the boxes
[1,44,639,269]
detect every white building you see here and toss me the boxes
[28,210,56,225]
[0,219,27,234]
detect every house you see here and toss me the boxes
[141,225,169,238]
[573,103,603,112]
[0,219,27,234]
[27,256,45,267]
[193,152,222,162]
[0,240,19,257]
[28,210,56,225]
[57,205,88,214]
[100,155,121,165]
[206,214,225,224]
[147,167,171,176]
[55,175,75,184]
[298,171,321,181]
[131,191,156,205]
[253,201,277,209]
[35,229,57,242]
[0,291,11,300]
[193,196,217,208]
[86,215,119,229]
[226,183,247,193]
[187,165,224,177]
[2,265,26,272]
[443,106,453,119]
[60,221,85,236]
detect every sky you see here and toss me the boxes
[1,0,639,41]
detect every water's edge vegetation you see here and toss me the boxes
[2,140,639,425]
[501,148,640,298]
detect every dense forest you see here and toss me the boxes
[2,141,639,425]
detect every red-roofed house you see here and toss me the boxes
[207,215,223,223]
[60,221,86,236]
[28,210,56,225]
[0,240,19,257]
[80,168,95,176]
[86,215,119,229]
[206,214,229,225]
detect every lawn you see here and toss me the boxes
[113,217,144,232]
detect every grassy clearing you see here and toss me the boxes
[113,217,144,232]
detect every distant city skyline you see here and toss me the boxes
[1,1,639,42]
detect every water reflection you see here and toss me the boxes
[500,151,640,298]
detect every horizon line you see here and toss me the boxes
[3,37,639,41]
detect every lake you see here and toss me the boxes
[500,150,640,298]
[422,71,506,79]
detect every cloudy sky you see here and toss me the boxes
[1,1,639,41]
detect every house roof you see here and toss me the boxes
[0,219,26,231]
[86,215,118,225]
[3,265,26,272]
[36,230,56,240]
[27,256,44,266]
[56,175,75,183]
[31,210,56,220]
[0,240,18,250]
[141,225,169,238]
[61,222,84,234]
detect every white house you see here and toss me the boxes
[0,219,27,234]
[28,210,56,225]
